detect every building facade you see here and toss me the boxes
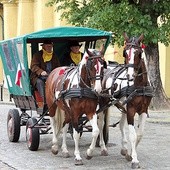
[0,0,169,97]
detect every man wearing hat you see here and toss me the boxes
[30,39,60,106]
[61,40,84,66]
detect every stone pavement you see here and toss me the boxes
[0,87,170,169]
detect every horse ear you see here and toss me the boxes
[138,34,144,42]
[123,32,129,41]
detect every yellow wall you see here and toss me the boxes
[159,43,170,97]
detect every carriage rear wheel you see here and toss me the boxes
[96,109,109,147]
[7,109,21,142]
[26,117,40,151]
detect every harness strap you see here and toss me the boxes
[59,88,98,99]
[122,85,154,105]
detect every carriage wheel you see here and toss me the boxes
[26,117,40,151]
[96,109,109,147]
[7,109,21,142]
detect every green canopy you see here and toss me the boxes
[0,26,112,96]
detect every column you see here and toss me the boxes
[1,0,18,39]
[17,0,34,35]
[34,0,54,31]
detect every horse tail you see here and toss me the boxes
[54,107,65,137]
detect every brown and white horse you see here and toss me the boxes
[100,33,153,168]
[45,48,107,165]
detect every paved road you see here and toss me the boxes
[0,103,170,170]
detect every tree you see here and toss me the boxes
[47,0,170,110]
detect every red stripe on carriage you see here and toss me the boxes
[15,70,22,87]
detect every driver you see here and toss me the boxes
[30,40,60,106]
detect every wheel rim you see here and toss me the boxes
[26,127,32,147]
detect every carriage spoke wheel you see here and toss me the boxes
[26,118,40,151]
[7,109,21,142]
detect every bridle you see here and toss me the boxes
[86,55,104,80]
[79,52,104,89]
[124,38,146,81]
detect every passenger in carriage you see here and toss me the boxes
[60,40,84,66]
[30,39,60,106]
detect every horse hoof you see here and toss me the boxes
[121,149,128,156]
[131,162,140,169]
[62,152,70,158]
[51,149,58,155]
[51,146,58,155]
[101,150,108,156]
[125,154,132,161]
[75,159,83,166]
[86,154,93,160]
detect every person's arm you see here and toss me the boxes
[30,52,45,76]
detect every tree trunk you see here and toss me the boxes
[145,43,170,110]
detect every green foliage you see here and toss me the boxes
[47,0,170,46]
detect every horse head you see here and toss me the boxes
[123,33,144,85]
[78,46,105,93]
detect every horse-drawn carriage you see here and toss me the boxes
[0,26,154,168]
[0,26,112,150]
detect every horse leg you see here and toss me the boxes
[73,127,83,165]
[97,112,108,156]
[136,112,147,147]
[119,112,128,157]
[128,123,141,169]
[50,107,65,155]
[61,123,70,158]
[127,112,147,169]
[50,116,59,155]
[126,107,141,169]
[86,113,100,159]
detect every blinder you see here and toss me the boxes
[86,54,104,81]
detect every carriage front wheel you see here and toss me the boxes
[26,117,40,151]
[7,109,21,142]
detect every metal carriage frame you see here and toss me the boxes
[0,26,112,151]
